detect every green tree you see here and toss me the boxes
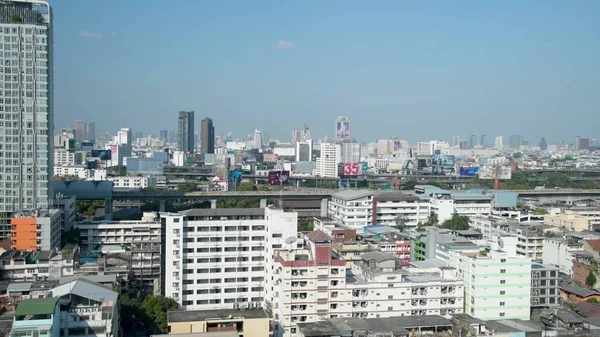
[423,211,438,227]
[298,217,314,232]
[61,228,81,247]
[112,165,127,176]
[143,186,158,192]
[140,295,179,334]
[176,181,197,192]
[512,152,523,159]
[393,215,408,231]
[258,185,272,191]
[76,200,104,217]
[441,214,472,231]
[237,182,258,191]
[533,208,548,215]
[587,270,597,288]
[545,172,571,188]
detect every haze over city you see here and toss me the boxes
[53,0,600,142]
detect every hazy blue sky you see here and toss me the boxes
[53,0,599,143]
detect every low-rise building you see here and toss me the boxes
[0,250,76,282]
[106,175,157,189]
[531,263,561,308]
[168,309,272,337]
[10,297,61,337]
[544,210,590,231]
[296,316,453,337]
[11,209,62,252]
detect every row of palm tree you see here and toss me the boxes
[393,211,472,231]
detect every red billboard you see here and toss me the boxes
[268,170,290,186]
[339,162,361,177]
[263,153,279,162]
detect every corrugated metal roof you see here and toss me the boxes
[15,297,59,316]
[51,279,118,304]
[7,282,33,293]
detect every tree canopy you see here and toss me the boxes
[121,295,179,336]
[423,211,438,227]
[587,270,597,288]
[112,165,127,176]
[441,214,471,231]
[76,200,104,217]
[176,181,197,192]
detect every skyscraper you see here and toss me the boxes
[159,129,168,142]
[200,118,215,154]
[480,135,487,148]
[74,120,86,142]
[469,134,477,149]
[0,0,53,229]
[177,111,195,152]
[540,137,548,151]
[86,122,95,143]
[509,135,523,149]
[253,129,263,149]
[495,136,503,149]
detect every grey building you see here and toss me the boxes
[200,117,215,154]
[531,263,561,308]
[86,121,95,142]
[178,111,195,152]
[0,0,54,231]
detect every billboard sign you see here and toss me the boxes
[460,167,479,176]
[335,117,351,141]
[91,149,112,160]
[479,165,512,180]
[268,170,290,186]
[263,153,279,162]
[431,154,455,168]
[339,162,361,177]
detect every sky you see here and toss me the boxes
[52,0,600,144]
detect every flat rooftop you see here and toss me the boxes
[168,309,269,323]
[179,208,265,217]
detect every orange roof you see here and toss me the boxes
[306,230,333,242]
[586,239,600,252]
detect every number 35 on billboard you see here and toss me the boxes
[343,162,360,175]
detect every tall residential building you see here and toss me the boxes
[0,0,54,226]
[448,236,531,320]
[315,142,341,178]
[160,207,298,311]
[86,121,95,142]
[115,127,132,145]
[469,134,477,149]
[177,111,195,152]
[509,134,523,149]
[200,117,215,154]
[253,129,263,149]
[494,136,503,149]
[73,120,86,142]
[576,136,590,151]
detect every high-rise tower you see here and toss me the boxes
[177,111,194,152]
[0,0,54,234]
[200,117,215,154]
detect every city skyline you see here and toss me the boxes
[51,0,599,142]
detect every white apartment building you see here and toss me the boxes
[470,216,549,261]
[315,142,341,178]
[53,165,86,177]
[0,249,75,281]
[417,141,449,155]
[328,190,373,228]
[273,232,464,337]
[452,193,492,218]
[0,0,53,218]
[295,140,313,162]
[53,148,83,166]
[340,142,361,164]
[107,175,157,189]
[328,190,431,229]
[161,207,298,311]
[447,236,531,320]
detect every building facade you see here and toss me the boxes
[315,143,341,178]
[160,207,298,311]
[178,111,195,152]
[11,209,61,251]
[0,0,54,225]
[201,117,215,154]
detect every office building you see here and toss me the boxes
[168,309,271,337]
[340,142,360,163]
[74,120,86,142]
[469,134,477,149]
[509,135,523,150]
[0,0,54,226]
[540,137,548,151]
[253,129,263,149]
[115,127,132,145]
[417,141,449,155]
[160,129,168,142]
[106,175,157,189]
[178,111,195,152]
[295,140,313,162]
[334,116,351,142]
[201,118,215,154]
[576,136,590,151]
[447,236,531,320]
[160,207,298,311]
[292,125,311,144]
[126,157,164,175]
[480,135,487,148]
[315,142,341,178]
[86,121,95,143]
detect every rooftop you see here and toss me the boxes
[297,316,451,337]
[331,189,374,201]
[168,309,269,323]
[15,297,59,317]
[179,208,265,217]
[374,191,420,202]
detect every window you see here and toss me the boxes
[500,258,506,263]
[499,313,505,317]
[500,302,505,306]
[500,280,506,284]
[500,291,505,295]
[273,233,283,238]
[388,284,394,288]
[500,269,506,274]
[388,295,393,300]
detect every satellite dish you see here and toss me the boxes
[285,236,297,245]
